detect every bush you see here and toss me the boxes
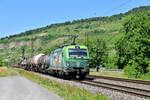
[0,57,6,67]
[105,55,118,69]
[88,39,108,68]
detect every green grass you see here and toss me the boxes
[139,74,150,81]
[7,67,18,76]
[15,69,110,100]
[0,71,8,77]
[0,67,18,77]
[0,67,8,77]
[90,70,127,78]
[90,68,150,82]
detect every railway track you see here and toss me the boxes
[88,75,150,85]
[76,79,150,99]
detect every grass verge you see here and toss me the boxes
[15,69,110,100]
[0,67,8,77]
[90,68,127,78]
[90,69,150,81]
[0,67,18,77]
[90,71,127,78]
[8,67,18,76]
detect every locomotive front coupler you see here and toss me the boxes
[76,69,81,78]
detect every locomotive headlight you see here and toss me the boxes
[66,61,70,66]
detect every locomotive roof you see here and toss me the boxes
[53,48,62,53]
[52,45,87,53]
[65,45,88,49]
[22,60,26,62]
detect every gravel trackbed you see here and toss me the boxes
[0,76,63,100]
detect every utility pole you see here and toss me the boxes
[86,32,89,49]
[22,48,25,60]
[31,31,34,58]
[63,34,78,45]
[86,22,90,49]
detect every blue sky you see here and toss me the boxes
[0,0,150,38]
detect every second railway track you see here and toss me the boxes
[76,79,150,99]
[88,75,150,85]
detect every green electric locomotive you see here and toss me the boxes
[46,45,89,79]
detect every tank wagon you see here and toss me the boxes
[38,54,49,73]
[20,60,27,69]
[31,54,45,71]
[18,45,89,79]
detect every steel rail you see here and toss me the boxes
[76,80,150,99]
[88,75,150,85]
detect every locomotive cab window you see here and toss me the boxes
[68,49,87,57]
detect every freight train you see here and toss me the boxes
[15,45,89,79]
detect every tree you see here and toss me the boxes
[0,57,6,67]
[116,11,150,78]
[88,39,108,68]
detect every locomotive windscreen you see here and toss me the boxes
[68,49,87,57]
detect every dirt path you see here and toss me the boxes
[0,76,63,100]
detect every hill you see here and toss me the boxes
[0,5,150,66]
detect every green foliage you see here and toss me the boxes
[0,57,6,67]
[105,54,118,69]
[125,6,150,15]
[0,68,17,77]
[89,39,108,68]
[116,10,150,78]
